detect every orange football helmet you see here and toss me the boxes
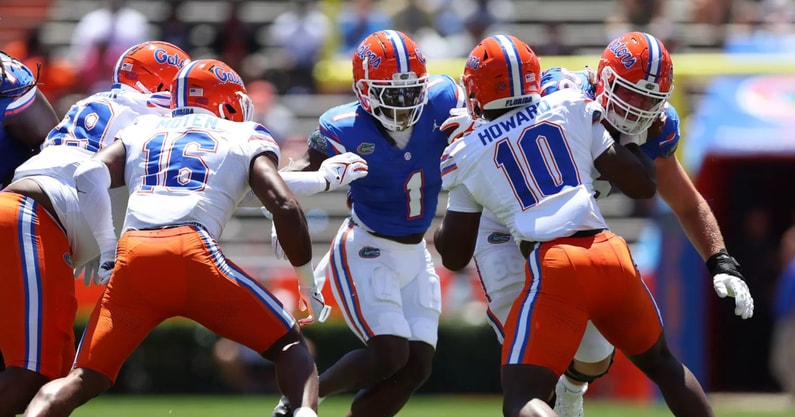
[113,41,190,94]
[352,30,429,131]
[460,34,541,119]
[170,59,253,122]
[595,32,674,135]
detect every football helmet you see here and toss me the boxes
[352,30,429,131]
[170,59,253,122]
[595,32,674,135]
[460,34,541,119]
[113,41,190,94]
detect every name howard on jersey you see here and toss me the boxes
[476,100,551,145]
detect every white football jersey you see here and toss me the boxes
[441,88,613,243]
[119,113,280,240]
[11,87,170,268]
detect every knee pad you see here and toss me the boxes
[564,350,616,383]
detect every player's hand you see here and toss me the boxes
[707,249,754,319]
[319,152,368,191]
[96,251,116,285]
[74,257,100,287]
[270,221,285,260]
[298,284,331,326]
[441,107,481,144]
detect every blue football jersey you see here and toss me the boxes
[0,52,38,184]
[310,74,462,236]
[540,66,680,160]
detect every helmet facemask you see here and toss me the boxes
[356,70,428,132]
[597,66,671,135]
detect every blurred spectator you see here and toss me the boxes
[604,0,674,48]
[212,0,259,73]
[771,225,795,397]
[392,0,435,38]
[533,22,578,56]
[4,27,77,112]
[268,0,330,94]
[430,0,465,37]
[159,0,191,52]
[69,0,150,94]
[727,205,780,391]
[336,0,392,56]
[461,0,514,49]
[247,80,298,146]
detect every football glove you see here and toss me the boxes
[319,152,368,191]
[96,250,117,285]
[707,249,754,319]
[74,257,101,287]
[441,107,483,144]
[298,284,331,326]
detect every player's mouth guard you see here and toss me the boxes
[318,305,332,323]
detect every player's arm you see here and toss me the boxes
[3,89,59,149]
[434,186,482,271]
[250,151,330,323]
[656,153,753,318]
[72,140,127,285]
[593,122,656,199]
[250,152,313,267]
[656,155,724,260]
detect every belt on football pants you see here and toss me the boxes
[519,228,606,258]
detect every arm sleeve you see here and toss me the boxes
[73,159,117,256]
[279,171,327,196]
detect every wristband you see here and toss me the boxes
[294,261,316,288]
[706,249,742,277]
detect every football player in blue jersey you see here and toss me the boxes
[0,51,59,187]
[444,32,753,417]
[271,29,464,417]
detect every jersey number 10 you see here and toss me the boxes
[494,122,580,209]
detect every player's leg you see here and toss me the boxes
[554,322,615,417]
[472,228,527,344]
[0,194,75,416]
[26,230,181,417]
[319,221,416,398]
[184,227,319,416]
[348,340,435,417]
[346,247,441,417]
[590,232,713,417]
[501,243,589,417]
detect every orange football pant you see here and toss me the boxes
[0,192,76,379]
[75,224,297,383]
[502,230,662,375]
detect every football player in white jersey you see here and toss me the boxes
[442,32,754,417]
[24,59,323,417]
[434,35,716,417]
[0,41,189,416]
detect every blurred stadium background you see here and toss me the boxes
[4,0,795,414]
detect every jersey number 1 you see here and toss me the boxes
[494,122,579,209]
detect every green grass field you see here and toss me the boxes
[67,394,795,417]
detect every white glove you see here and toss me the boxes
[319,152,368,191]
[271,221,285,260]
[298,284,331,326]
[592,179,613,200]
[440,107,483,144]
[96,250,117,285]
[713,273,754,319]
[74,257,100,287]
